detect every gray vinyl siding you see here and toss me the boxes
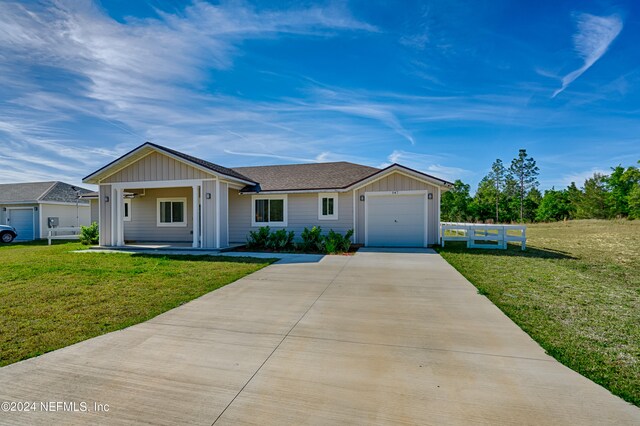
[123,187,193,242]
[99,185,112,246]
[228,190,354,243]
[102,151,213,183]
[355,172,439,246]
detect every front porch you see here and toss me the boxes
[99,179,231,249]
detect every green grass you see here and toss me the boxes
[436,220,640,406]
[0,241,274,367]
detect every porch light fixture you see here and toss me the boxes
[428,193,433,199]
[34,207,38,211]
[104,196,110,202]
[359,195,365,201]
[206,193,211,199]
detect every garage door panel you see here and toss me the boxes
[366,194,425,247]
[9,209,34,241]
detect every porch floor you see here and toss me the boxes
[88,242,245,252]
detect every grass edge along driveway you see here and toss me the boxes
[436,220,640,407]
[0,241,275,367]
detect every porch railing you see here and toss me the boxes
[440,222,526,250]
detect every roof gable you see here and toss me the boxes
[83,142,256,185]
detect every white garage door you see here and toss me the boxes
[366,193,426,247]
[8,208,35,241]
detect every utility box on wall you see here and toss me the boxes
[47,217,59,228]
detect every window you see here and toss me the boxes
[318,193,338,220]
[123,199,131,222]
[157,198,187,227]
[252,195,287,226]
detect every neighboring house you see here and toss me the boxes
[0,182,92,241]
[83,142,453,248]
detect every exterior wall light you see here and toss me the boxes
[104,196,110,202]
[428,193,433,200]
[359,195,365,201]
[206,193,212,199]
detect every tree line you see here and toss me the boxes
[441,150,640,223]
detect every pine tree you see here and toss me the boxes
[487,159,507,222]
[509,149,539,222]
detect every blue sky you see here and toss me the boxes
[1,0,638,191]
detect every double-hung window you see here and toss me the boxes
[318,193,338,220]
[157,198,187,227]
[252,195,287,226]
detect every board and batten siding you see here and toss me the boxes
[123,187,193,242]
[355,172,439,246]
[102,151,213,183]
[228,190,354,243]
[99,184,112,246]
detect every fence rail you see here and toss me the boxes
[440,222,526,250]
[48,227,82,245]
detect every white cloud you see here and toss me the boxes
[0,0,377,183]
[379,150,469,182]
[560,167,610,188]
[553,13,623,97]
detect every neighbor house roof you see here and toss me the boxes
[0,181,91,204]
[233,162,380,192]
[83,142,256,185]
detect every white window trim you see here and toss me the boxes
[123,199,132,222]
[157,197,187,227]
[318,192,338,220]
[251,194,288,227]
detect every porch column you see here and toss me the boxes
[192,185,199,248]
[111,187,118,246]
[115,188,124,247]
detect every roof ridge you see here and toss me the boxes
[36,181,59,201]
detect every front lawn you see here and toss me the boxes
[0,242,274,367]
[437,220,640,406]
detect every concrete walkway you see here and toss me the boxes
[1,249,638,425]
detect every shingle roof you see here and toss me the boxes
[145,143,256,183]
[0,181,91,204]
[232,162,380,192]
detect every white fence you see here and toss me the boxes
[48,227,82,245]
[440,222,526,250]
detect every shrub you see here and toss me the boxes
[324,229,354,254]
[300,226,323,252]
[267,229,295,251]
[247,226,270,249]
[79,222,99,245]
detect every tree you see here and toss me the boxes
[576,173,609,219]
[471,177,498,222]
[486,159,507,222]
[441,180,472,222]
[565,182,582,219]
[509,149,539,222]
[523,187,542,222]
[536,188,570,222]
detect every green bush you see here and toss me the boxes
[324,229,354,254]
[247,226,270,249]
[267,229,295,251]
[300,226,323,252]
[79,222,99,245]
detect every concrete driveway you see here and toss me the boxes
[1,249,638,425]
